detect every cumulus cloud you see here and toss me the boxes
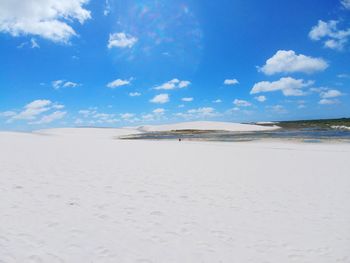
[319,99,340,105]
[18,38,40,49]
[259,50,328,75]
[341,0,350,9]
[103,0,111,16]
[0,111,16,117]
[153,108,165,114]
[250,77,313,96]
[175,107,218,119]
[5,99,67,124]
[52,80,64,89]
[11,99,52,120]
[77,108,119,125]
[30,111,66,124]
[0,0,91,43]
[233,99,252,107]
[181,97,193,102]
[106,79,131,89]
[255,95,267,102]
[63,81,80,88]
[337,73,350,79]
[317,89,343,105]
[150,94,169,104]
[142,114,154,121]
[120,113,134,119]
[52,80,80,90]
[266,105,287,114]
[53,104,65,110]
[320,89,343,99]
[213,99,222,103]
[178,80,191,88]
[108,32,137,48]
[311,87,344,104]
[224,79,239,85]
[154,79,191,90]
[31,38,40,48]
[79,109,96,117]
[129,92,141,97]
[188,107,215,115]
[140,108,167,122]
[309,20,350,50]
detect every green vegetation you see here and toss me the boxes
[257,118,350,130]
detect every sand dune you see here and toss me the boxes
[0,128,350,262]
[137,121,279,132]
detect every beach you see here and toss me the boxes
[1,126,350,262]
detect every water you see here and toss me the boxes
[121,128,350,143]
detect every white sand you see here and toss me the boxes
[1,126,350,263]
[137,121,279,132]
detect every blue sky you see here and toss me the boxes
[1,0,350,130]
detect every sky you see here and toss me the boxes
[1,0,350,130]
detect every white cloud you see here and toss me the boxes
[120,113,134,119]
[150,94,170,104]
[11,99,52,120]
[212,99,222,103]
[319,99,339,105]
[0,111,16,117]
[77,109,119,125]
[337,73,350,79]
[176,107,218,119]
[108,32,137,48]
[250,77,313,96]
[6,99,66,124]
[154,79,191,90]
[309,20,350,50]
[341,0,350,9]
[259,50,328,75]
[30,111,66,124]
[19,38,40,49]
[103,0,111,16]
[255,95,267,102]
[93,113,110,119]
[233,99,252,107]
[178,80,191,88]
[153,108,165,114]
[309,87,328,93]
[188,107,215,115]
[312,87,344,104]
[52,80,63,89]
[74,118,84,125]
[224,79,239,85]
[142,114,154,121]
[52,104,65,109]
[52,80,80,90]
[0,0,91,43]
[266,105,287,114]
[25,100,52,109]
[30,38,39,48]
[79,109,96,117]
[63,81,79,88]
[181,97,193,102]
[129,92,141,97]
[106,79,131,89]
[320,89,343,99]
